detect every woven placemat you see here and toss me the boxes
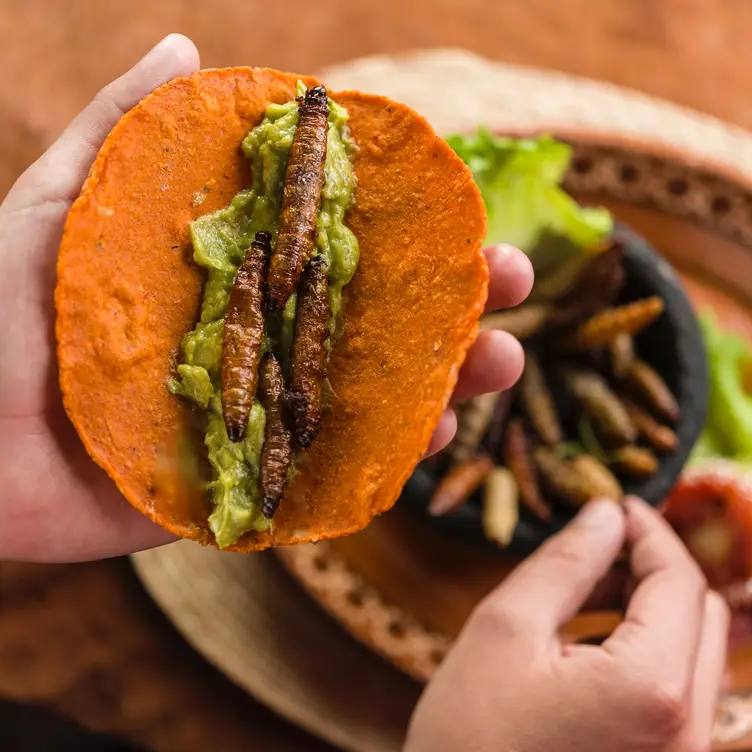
[133,49,752,752]
[322,47,752,185]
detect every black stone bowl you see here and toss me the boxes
[397,223,709,558]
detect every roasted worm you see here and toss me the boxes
[503,418,552,521]
[562,368,637,445]
[221,231,272,442]
[624,357,680,423]
[610,445,659,477]
[451,392,499,463]
[622,397,678,453]
[259,353,294,518]
[534,448,621,506]
[289,254,330,447]
[428,455,493,517]
[519,353,563,446]
[560,296,664,351]
[267,85,329,310]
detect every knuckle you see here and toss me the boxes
[93,85,123,119]
[637,679,688,736]
[93,84,114,106]
[470,595,529,640]
[543,543,588,569]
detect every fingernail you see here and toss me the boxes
[622,494,647,507]
[143,35,173,59]
[577,499,622,527]
[143,33,193,64]
[621,495,654,520]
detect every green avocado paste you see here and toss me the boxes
[168,82,359,549]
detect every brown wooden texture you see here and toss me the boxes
[0,558,335,751]
[4,2,752,750]
[130,543,422,752]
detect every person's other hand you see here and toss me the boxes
[406,497,729,752]
[0,35,531,562]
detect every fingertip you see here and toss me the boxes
[569,499,627,555]
[131,34,200,90]
[7,34,202,212]
[576,498,625,530]
[486,328,525,376]
[452,330,524,402]
[623,494,647,509]
[484,243,534,311]
[622,495,667,539]
[468,329,525,388]
[425,408,457,457]
[495,329,525,388]
[153,33,201,73]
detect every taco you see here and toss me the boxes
[55,67,488,551]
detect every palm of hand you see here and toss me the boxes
[0,38,202,561]
[0,36,531,562]
[0,140,174,563]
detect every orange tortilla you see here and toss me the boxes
[56,67,488,550]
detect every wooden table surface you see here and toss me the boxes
[2,1,752,749]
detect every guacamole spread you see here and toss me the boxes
[169,82,359,548]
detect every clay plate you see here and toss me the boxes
[130,50,752,752]
[277,133,752,750]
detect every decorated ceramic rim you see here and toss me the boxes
[276,540,451,682]
[320,48,752,202]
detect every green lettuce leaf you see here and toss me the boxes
[690,310,752,465]
[445,129,613,257]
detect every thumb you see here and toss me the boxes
[476,500,627,641]
[4,34,200,214]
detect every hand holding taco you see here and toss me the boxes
[0,35,531,561]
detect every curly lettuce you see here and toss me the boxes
[691,310,752,465]
[445,130,613,261]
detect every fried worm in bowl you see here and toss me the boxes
[398,132,707,556]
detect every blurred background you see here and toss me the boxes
[3,1,752,750]
[3,0,752,200]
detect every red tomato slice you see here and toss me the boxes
[664,466,752,590]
